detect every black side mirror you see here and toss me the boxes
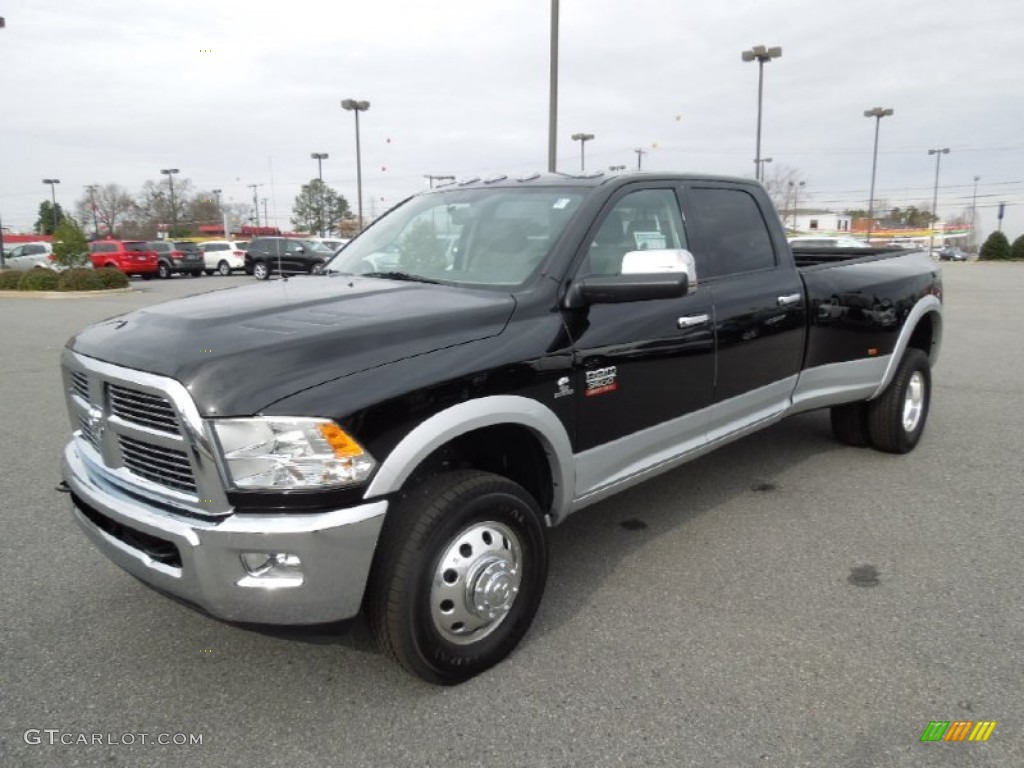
[564,272,689,309]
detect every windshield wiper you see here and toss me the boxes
[361,271,443,284]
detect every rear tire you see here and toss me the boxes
[365,470,548,685]
[217,260,231,276]
[830,402,871,447]
[157,262,171,279]
[867,348,931,454]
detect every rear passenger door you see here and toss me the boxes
[680,183,807,438]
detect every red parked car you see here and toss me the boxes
[88,241,159,279]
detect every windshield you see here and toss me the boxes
[327,187,584,287]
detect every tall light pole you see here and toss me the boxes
[927,148,950,255]
[311,152,329,236]
[548,0,559,172]
[160,168,179,237]
[788,179,805,233]
[741,45,782,182]
[247,183,262,228]
[571,133,594,172]
[971,175,980,251]
[42,179,61,233]
[864,107,894,245]
[635,148,646,169]
[341,99,370,231]
[85,184,101,238]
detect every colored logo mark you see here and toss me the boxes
[920,720,996,742]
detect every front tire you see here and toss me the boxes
[867,348,931,453]
[252,261,270,280]
[365,470,548,685]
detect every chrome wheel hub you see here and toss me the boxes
[902,371,925,432]
[430,521,523,645]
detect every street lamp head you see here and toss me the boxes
[341,99,370,111]
[571,133,595,141]
[42,178,60,185]
[742,45,782,62]
[311,152,329,160]
[864,107,894,118]
[928,148,950,156]
[160,168,179,175]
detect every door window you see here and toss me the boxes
[582,189,687,276]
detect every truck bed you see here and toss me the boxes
[791,246,912,269]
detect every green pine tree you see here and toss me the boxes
[979,231,1011,261]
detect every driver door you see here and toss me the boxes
[564,185,715,498]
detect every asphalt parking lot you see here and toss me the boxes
[1,265,1022,767]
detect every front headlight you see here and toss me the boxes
[211,417,376,490]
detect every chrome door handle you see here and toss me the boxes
[777,293,801,306]
[677,314,710,329]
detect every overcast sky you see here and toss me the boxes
[2,0,1022,239]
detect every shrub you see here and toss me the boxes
[52,219,91,268]
[95,267,130,289]
[979,231,1011,261]
[1011,235,1024,261]
[0,269,23,289]
[17,267,60,291]
[57,268,105,292]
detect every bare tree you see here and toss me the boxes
[135,177,195,236]
[762,165,807,223]
[76,184,137,238]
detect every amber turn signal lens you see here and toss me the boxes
[317,423,365,457]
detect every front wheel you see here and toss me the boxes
[365,470,548,685]
[252,261,270,280]
[310,261,324,275]
[867,348,931,453]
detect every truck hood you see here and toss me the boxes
[68,276,516,415]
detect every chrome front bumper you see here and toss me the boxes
[63,441,387,624]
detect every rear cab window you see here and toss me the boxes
[684,186,776,279]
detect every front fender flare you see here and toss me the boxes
[363,395,575,523]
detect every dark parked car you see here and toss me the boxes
[147,241,204,278]
[243,237,331,280]
[938,246,967,262]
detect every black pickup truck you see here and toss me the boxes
[61,173,942,684]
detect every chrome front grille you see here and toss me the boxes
[71,370,89,400]
[78,414,101,450]
[109,384,179,434]
[62,350,231,517]
[118,436,196,493]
